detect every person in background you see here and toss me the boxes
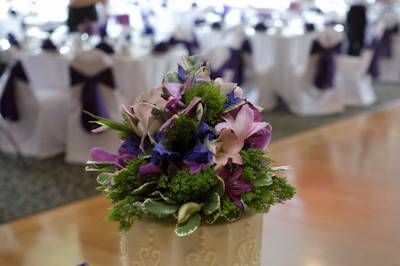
[346,1,368,56]
[67,0,107,32]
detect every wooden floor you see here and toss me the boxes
[1,101,400,266]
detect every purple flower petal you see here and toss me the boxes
[229,102,263,122]
[164,83,183,99]
[219,163,252,211]
[90,147,119,163]
[139,162,162,177]
[245,126,272,149]
[186,162,205,174]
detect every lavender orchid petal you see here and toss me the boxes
[90,147,124,169]
[164,83,183,99]
[245,126,272,149]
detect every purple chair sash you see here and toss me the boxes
[310,41,342,90]
[305,23,316,32]
[141,12,154,36]
[380,24,399,58]
[152,42,170,54]
[41,38,58,51]
[254,22,268,32]
[241,39,252,54]
[69,67,115,132]
[0,62,28,121]
[7,33,20,49]
[115,14,130,26]
[210,48,243,85]
[194,18,206,26]
[78,21,100,36]
[211,22,222,31]
[169,35,199,55]
[367,37,382,79]
[95,42,115,55]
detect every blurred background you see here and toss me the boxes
[1,0,400,265]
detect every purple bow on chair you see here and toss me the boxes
[95,42,115,55]
[41,38,58,51]
[141,12,154,36]
[380,24,399,58]
[209,48,244,85]
[69,67,115,132]
[115,14,130,26]
[0,62,28,121]
[78,21,100,36]
[169,35,199,55]
[7,33,20,49]
[367,37,383,79]
[310,41,342,90]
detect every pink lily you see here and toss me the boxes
[216,104,268,141]
[211,129,244,166]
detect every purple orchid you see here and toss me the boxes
[184,143,213,174]
[245,126,272,149]
[229,102,263,122]
[219,160,252,210]
[90,146,135,170]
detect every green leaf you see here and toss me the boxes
[177,202,203,224]
[85,161,116,172]
[85,111,132,135]
[163,71,181,83]
[205,204,221,224]
[142,199,179,218]
[175,213,201,237]
[151,191,176,203]
[97,173,113,185]
[132,182,157,196]
[203,192,220,216]
[252,175,273,187]
[214,176,225,197]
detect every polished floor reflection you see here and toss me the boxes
[1,102,400,266]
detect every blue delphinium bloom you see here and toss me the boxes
[151,132,178,164]
[178,64,186,81]
[119,134,142,157]
[195,121,214,140]
[223,90,241,108]
[184,142,213,174]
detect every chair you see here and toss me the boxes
[378,13,400,83]
[337,22,385,106]
[65,50,122,164]
[0,56,70,158]
[20,52,70,92]
[247,32,277,110]
[113,48,184,106]
[288,27,346,116]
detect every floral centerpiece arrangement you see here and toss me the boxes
[86,56,295,237]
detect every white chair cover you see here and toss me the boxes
[113,48,184,106]
[0,56,70,158]
[378,13,400,83]
[337,50,376,106]
[247,32,277,110]
[288,28,346,116]
[65,50,121,164]
[20,52,70,91]
[337,22,384,106]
